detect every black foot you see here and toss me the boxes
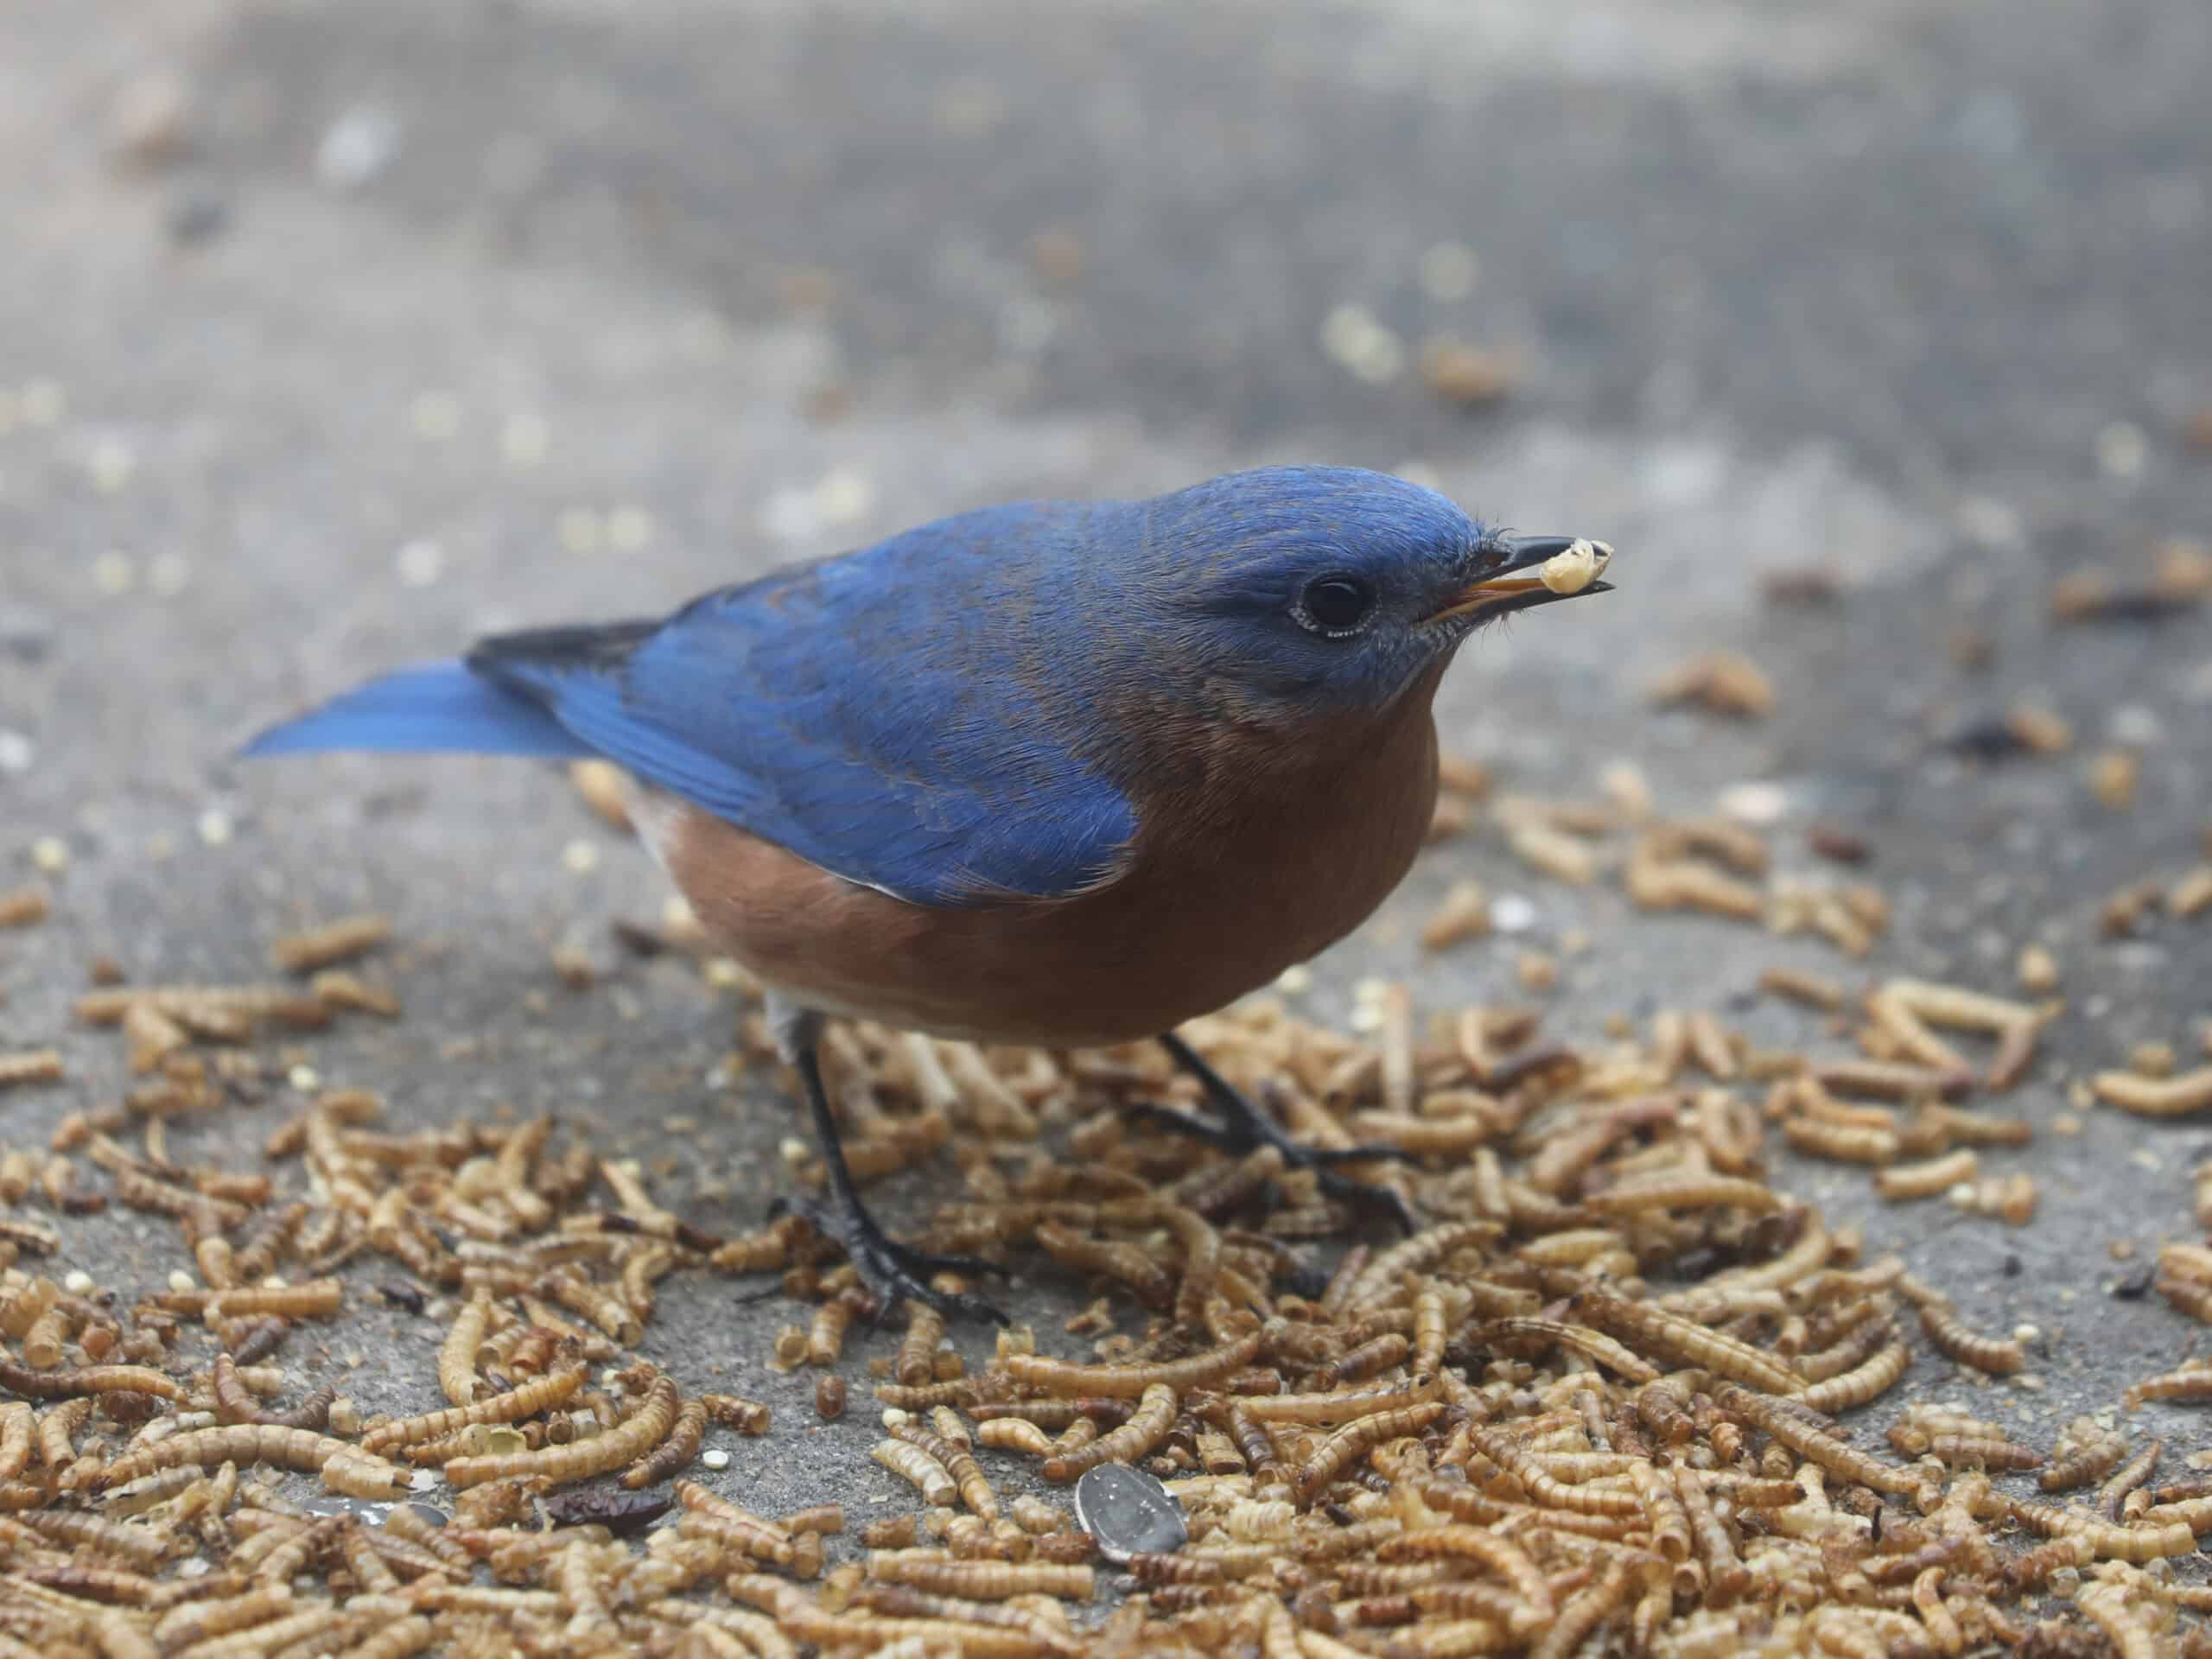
[772,1194,1009,1326]
[785,1037,1009,1325]
[1147,1033,1421,1235]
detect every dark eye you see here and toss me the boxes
[1299,575,1376,636]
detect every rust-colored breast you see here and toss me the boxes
[638,684,1441,1048]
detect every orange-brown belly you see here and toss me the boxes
[631,729,1438,1048]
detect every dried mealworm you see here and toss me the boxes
[976,1418,1052,1457]
[2096,1439,2162,1520]
[894,1294,950,1387]
[862,1551,1095,1601]
[209,1357,334,1433]
[2094,1066,2212,1116]
[890,1421,997,1520]
[0,1050,64,1090]
[0,1405,29,1483]
[1292,1402,1445,1505]
[1875,1149,1979,1202]
[440,1291,493,1406]
[873,1439,957,1508]
[152,1586,299,1649]
[1376,1523,1553,1636]
[1236,1372,1439,1427]
[1911,1296,2024,1376]
[2123,1366,2212,1409]
[0,886,50,929]
[156,1281,344,1320]
[1796,1336,1911,1414]
[698,1395,771,1436]
[444,1375,677,1489]
[2044,1417,2130,1492]
[1715,1385,1929,1500]
[1040,1382,1180,1484]
[1008,1324,1265,1400]
[1783,1116,1902,1164]
[1033,1224,1178,1312]
[268,914,391,975]
[1577,1294,1806,1395]
[622,1397,709,1489]
[99,1425,411,1499]
[0,1359,183,1402]
[359,1361,585,1455]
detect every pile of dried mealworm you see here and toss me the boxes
[3,901,2212,1658]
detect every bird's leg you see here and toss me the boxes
[1135,1032,1421,1234]
[767,999,1008,1325]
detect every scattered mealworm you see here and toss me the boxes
[873,1439,957,1508]
[268,914,391,974]
[1648,652,1776,719]
[0,1050,65,1090]
[1420,880,1491,950]
[2094,1066,2212,1116]
[0,885,50,928]
[1758,967,1847,1012]
[1876,1148,1979,1201]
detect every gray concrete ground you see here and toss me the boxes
[3,0,2210,1541]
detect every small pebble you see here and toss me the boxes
[1319,304,1404,385]
[19,380,64,427]
[63,1270,94,1294]
[87,437,137,494]
[1491,893,1538,933]
[196,809,233,847]
[168,1270,196,1294]
[31,836,69,873]
[92,552,137,596]
[701,1449,731,1471]
[396,540,444,587]
[148,554,191,597]
[2095,421,2148,479]
[1718,781,1789,826]
[2017,944,2059,993]
[501,413,550,467]
[607,505,656,553]
[289,1065,320,1092]
[1416,242,1478,302]
[556,508,603,556]
[563,839,601,874]
[317,106,401,189]
[408,391,462,441]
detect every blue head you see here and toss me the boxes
[1109,466,1606,721]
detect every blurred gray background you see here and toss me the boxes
[2,0,2209,1511]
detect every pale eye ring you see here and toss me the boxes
[1295,574,1377,637]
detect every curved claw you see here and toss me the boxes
[779,1195,1010,1325]
[1315,1168,1421,1236]
[1300,1142,1421,1167]
[1145,1030,1427,1235]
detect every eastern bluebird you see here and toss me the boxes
[247,466,1611,1320]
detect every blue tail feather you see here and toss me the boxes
[241,661,593,759]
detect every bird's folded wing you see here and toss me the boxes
[468,560,1137,908]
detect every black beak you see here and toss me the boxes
[1426,533,1616,625]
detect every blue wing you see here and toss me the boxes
[254,503,1141,907]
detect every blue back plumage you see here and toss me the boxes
[245,467,1484,907]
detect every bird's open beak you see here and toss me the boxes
[1425,534,1616,626]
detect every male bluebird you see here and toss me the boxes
[246,467,1611,1321]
